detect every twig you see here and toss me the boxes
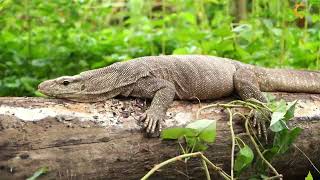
[235,136,245,148]
[178,141,186,154]
[141,152,202,180]
[293,144,320,174]
[197,99,271,120]
[247,119,265,150]
[228,100,263,110]
[196,103,243,119]
[200,154,231,180]
[245,99,273,112]
[141,152,231,180]
[227,108,235,180]
[201,158,211,180]
[244,117,282,179]
[265,174,283,180]
[233,112,264,150]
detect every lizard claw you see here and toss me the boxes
[140,110,165,137]
[251,110,270,143]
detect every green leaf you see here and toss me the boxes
[271,99,287,112]
[194,142,208,151]
[270,112,285,127]
[178,12,196,25]
[273,127,303,154]
[284,100,298,121]
[186,119,216,143]
[255,148,277,172]
[186,119,214,132]
[173,47,191,54]
[310,0,320,5]
[232,24,252,33]
[269,100,298,132]
[305,171,313,180]
[234,145,254,174]
[27,167,49,180]
[0,0,12,11]
[161,127,196,140]
[185,137,208,151]
[161,120,216,151]
[264,93,276,102]
[260,174,270,179]
[269,120,287,132]
[34,91,47,97]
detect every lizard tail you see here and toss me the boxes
[259,68,320,93]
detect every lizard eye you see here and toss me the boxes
[63,80,70,86]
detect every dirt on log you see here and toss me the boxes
[0,93,320,180]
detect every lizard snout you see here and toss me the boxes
[38,80,54,95]
[38,81,47,92]
[38,82,44,91]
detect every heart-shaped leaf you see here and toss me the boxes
[186,119,216,143]
[234,145,254,173]
[284,100,298,121]
[161,128,196,140]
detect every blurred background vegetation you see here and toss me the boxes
[0,0,320,96]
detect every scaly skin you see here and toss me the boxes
[38,55,320,136]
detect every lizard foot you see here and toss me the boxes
[251,110,271,143]
[140,110,165,137]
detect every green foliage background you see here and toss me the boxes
[0,0,320,96]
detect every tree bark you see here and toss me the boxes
[234,0,247,22]
[0,93,320,179]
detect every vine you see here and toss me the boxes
[142,96,318,179]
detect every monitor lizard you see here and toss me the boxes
[38,55,320,136]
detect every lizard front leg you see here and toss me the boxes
[234,68,270,142]
[130,77,176,136]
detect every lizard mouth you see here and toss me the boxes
[37,80,62,96]
[38,81,83,98]
[38,81,50,95]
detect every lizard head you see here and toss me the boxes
[38,61,149,102]
[38,73,122,102]
[38,75,86,100]
[38,65,128,102]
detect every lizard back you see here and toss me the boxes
[128,55,242,100]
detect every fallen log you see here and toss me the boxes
[0,93,320,179]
